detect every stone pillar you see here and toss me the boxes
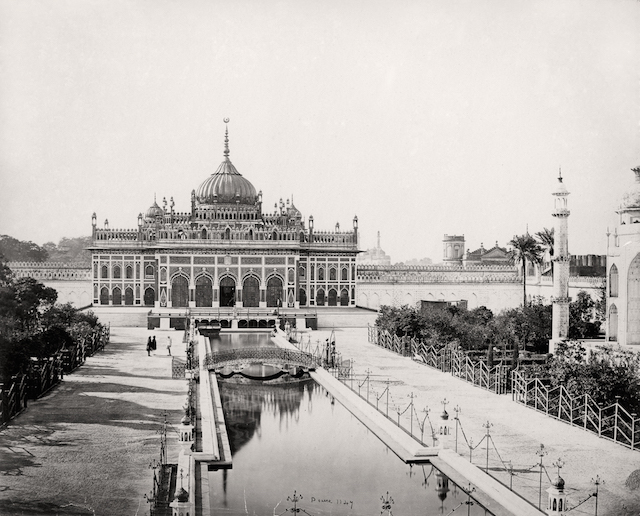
[551,173,571,354]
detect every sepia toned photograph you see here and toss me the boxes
[0,1,638,515]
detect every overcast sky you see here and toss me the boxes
[0,0,638,263]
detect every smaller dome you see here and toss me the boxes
[175,487,189,503]
[619,167,640,211]
[145,200,164,221]
[552,476,565,490]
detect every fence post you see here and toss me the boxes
[584,394,588,430]
[614,396,621,443]
[0,383,7,424]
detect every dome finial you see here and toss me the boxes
[223,118,230,160]
[558,166,563,182]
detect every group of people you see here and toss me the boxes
[146,335,172,356]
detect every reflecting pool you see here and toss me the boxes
[208,332,275,352]
[209,378,490,516]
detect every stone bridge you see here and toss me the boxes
[203,347,320,373]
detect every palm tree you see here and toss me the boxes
[508,233,544,307]
[535,227,554,279]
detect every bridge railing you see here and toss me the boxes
[204,347,320,370]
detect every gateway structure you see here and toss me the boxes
[89,125,359,312]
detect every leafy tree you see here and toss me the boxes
[0,235,48,262]
[508,233,544,307]
[569,290,601,339]
[540,341,640,413]
[535,227,554,278]
[13,277,57,332]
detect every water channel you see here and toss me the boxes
[207,333,491,516]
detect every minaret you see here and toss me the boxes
[551,171,570,353]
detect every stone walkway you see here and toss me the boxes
[0,327,187,516]
[307,327,640,516]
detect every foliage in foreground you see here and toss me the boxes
[0,256,102,382]
[524,340,640,414]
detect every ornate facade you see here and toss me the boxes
[89,125,359,310]
[606,166,640,344]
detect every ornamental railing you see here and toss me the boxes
[0,325,110,426]
[204,347,320,370]
[511,369,640,451]
[368,325,510,395]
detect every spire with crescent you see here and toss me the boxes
[223,118,230,160]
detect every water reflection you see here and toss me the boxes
[210,377,490,516]
[209,332,274,352]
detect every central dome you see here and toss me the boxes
[195,125,258,205]
[196,159,257,205]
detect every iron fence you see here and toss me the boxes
[0,325,110,426]
[511,369,640,451]
[369,325,510,395]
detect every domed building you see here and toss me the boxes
[606,166,640,345]
[89,123,359,321]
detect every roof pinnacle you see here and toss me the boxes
[558,166,563,183]
[223,118,230,160]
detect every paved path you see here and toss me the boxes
[306,327,640,516]
[0,328,187,516]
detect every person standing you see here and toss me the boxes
[146,337,152,356]
[167,336,172,356]
[151,336,157,350]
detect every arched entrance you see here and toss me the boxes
[609,304,618,342]
[171,275,189,308]
[100,287,109,305]
[144,287,155,306]
[340,288,349,306]
[299,288,307,306]
[112,287,122,305]
[266,276,283,307]
[628,254,640,345]
[242,276,260,307]
[328,288,338,306]
[316,288,325,306]
[124,287,134,305]
[220,276,236,307]
[196,275,213,307]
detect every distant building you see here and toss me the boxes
[357,231,391,266]
[442,235,465,266]
[463,241,511,267]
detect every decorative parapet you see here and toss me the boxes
[538,276,604,287]
[92,227,357,249]
[356,264,519,284]
[7,262,91,280]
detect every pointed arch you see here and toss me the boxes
[112,286,122,305]
[100,286,109,305]
[144,287,155,306]
[609,304,618,342]
[195,274,213,307]
[266,275,283,307]
[316,288,326,306]
[609,264,619,297]
[340,288,349,306]
[219,275,236,307]
[242,274,260,307]
[171,274,189,308]
[124,287,134,305]
[328,288,338,306]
